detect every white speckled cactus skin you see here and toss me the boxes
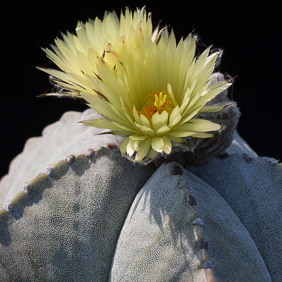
[0,109,281,281]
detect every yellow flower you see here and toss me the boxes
[39,7,231,162]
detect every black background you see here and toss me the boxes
[1,0,281,178]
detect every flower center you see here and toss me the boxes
[139,90,174,119]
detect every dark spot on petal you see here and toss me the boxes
[217,152,229,159]
[65,155,75,164]
[170,163,183,175]
[107,143,117,149]
[187,194,197,206]
[243,153,253,163]
[93,89,108,101]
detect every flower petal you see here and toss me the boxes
[82,118,126,131]
[127,139,139,156]
[177,119,221,132]
[192,132,214,138]
[168,105,181,128]
[129,135,148,140]
[135,138,151,161]
[169,136,183,143]
[169,131,195,138]
[135,122,155,137]
[199,105,224,113]
[81,93,125,124]
[149,148,158,159]
[163,136,172,154]
[151,111,169,132]
[120,137,130,153]
[151,137,164,152]
[156,125,171,136]
[140,114,151,128]
[133,106,141,124]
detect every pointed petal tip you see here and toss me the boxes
[227,75,238,83]
[37,92,60,98]
[223,103,232,109]
[36,93,47,98]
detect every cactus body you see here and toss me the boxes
[187,155,282,281]
[0,109,124,207]
[0,109,281,281]
[0,148,154,281]
[110,162,271,281]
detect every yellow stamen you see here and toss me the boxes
[139,90,174,119]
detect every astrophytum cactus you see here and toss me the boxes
[0,107,281,281]
[1,6,281,282]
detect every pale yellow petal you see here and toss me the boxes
[149,148,158,159]
[82,118,121,130]
[169,136,183,143]
[199,105,224,113]
[140,114,151,128]
[167,83,177,107]
[83,119,138,135]
[169,131,195,138]
[135,122,155,137]
[163,136,172,154]
[133,106,141,124]
[135,138,151,161]
[151,137,164,152]
[179,87,191,114]
[129,135,148,140]
[151,111,169,132]
[81,93,125,124]
[189,81,231,112]
[192,132,214,138]
[120,137,130,153]
[177,119,221,132]
[127,139,139,156]
[168,105,181,128]
[156,125,171,136]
